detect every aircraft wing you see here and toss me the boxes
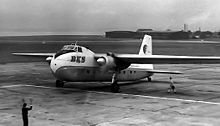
[12,53,55,57]
[114,54,220,64]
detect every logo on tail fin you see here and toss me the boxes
[143,44,147,54]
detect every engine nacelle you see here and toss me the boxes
[97,56,116,71]
[46,57,53,64]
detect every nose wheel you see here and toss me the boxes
[56,80,64,88]
[111,73,120,93]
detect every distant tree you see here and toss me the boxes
[200,31,213,38]
[194,30,201,35]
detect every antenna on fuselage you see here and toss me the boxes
[72,40,78,46]
[68,41,79,51]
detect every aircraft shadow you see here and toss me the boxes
[64,80,171,92]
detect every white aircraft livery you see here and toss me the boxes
[13,35,220,92]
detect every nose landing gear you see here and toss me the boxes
[56,80,64,88]
[147,77,152,82]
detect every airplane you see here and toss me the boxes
[12,35,220,93]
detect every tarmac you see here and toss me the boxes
[1,62,220,126]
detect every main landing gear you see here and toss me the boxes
[56,80,64,88]
[147,77,152,82]
[111,73,120,93]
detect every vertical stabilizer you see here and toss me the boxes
[139,35,152,56]
[135,35,153,70]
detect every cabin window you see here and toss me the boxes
[134,71,136,73]
[123,71,126,74]
[130,71,132,74]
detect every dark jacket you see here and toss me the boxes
[22,105,32,117]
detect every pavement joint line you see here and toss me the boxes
[1,84,220,105]
[0,85,25,88]
[1,84,75,90]
[91,91,220,105]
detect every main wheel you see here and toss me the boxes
[56,80,64,88]
[111,82,119,93]
[148,77,152,82]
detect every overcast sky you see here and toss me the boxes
[0,0,220,35]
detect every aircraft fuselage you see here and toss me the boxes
[50,48,152,82]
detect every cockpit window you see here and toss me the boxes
[78,47,82,52]
[62,45,77,51]
[54,45,83,58]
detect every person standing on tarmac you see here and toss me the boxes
[168,76,176,93]
[22,102,33,126]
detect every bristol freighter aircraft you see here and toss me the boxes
[13,35,220,92]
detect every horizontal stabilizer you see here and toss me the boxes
[146,69,183,74]
[128,66,182,74]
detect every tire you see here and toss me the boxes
[111,82,119,93]
[56,80,64,88]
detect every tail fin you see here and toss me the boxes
[136,35,153,70]
[139,35,152,56]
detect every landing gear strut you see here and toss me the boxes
[111,73,119,93]
[56,80,64,88]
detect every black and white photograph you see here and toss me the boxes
[1,0,220,125]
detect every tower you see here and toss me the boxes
[184,24,188,32]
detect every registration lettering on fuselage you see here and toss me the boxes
[71,56,86,63]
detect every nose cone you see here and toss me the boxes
[54,67,77,81]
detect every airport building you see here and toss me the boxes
[105,31,136,38]
[105,29,191,40]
